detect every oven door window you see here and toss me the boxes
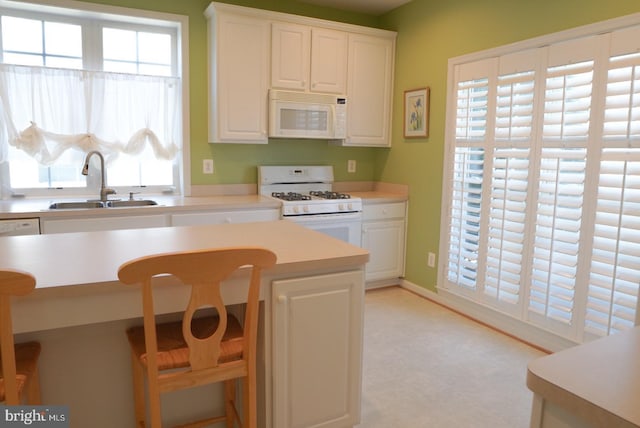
[285,214,361,247]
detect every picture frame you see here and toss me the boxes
[404,87,430,138]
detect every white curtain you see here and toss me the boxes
[0,64,181,165]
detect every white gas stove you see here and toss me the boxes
[258,165,362,245]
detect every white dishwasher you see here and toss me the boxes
[0,218,41,236]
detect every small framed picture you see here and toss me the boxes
[404,87,430,138]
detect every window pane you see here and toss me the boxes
[138,32,171,64]
[103,28,136,62]
[138,64,172,76]
[2,52,43,66]
[103,28,172,76]
[44,22,81,58]
[1,16,42,54]
[107,151,173,187]
[103,60,137,74]
[46,57,83,69]
[8,147,85,189]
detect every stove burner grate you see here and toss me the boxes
[309,191,352,200]
[272,192,312,201]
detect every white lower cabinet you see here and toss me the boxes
[361,202,407,283]
[170,209,279,226]
[42,214,168,234]
[272,270,364,428]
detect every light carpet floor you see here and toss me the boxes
[357,286,547,428]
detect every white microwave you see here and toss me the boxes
[268,89,347,140]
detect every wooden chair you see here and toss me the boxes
[0,269,41,405]
[118,247,277,428]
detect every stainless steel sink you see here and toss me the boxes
[48,199,158,209]
[106,199,158,208]
[49,201,105,209]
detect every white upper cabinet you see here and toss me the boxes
[206,5,270,143]
[344,34,395,147]
[271,23,347,94]
[311,28,348,94]
[205,3,396,146]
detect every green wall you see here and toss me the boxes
[379,0,640,291]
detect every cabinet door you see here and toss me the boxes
[346,34,394,147]
[170,209,279,226]
[210,13,269,143]
[271,22,310,91]
[362,219,406,281]
[272,270,364,428]
[310,28,347,94]
[42,215,168,234]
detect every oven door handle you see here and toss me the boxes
[283,212,362,222]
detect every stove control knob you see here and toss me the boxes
[293,206,300,214]
[339,203,345,211]
[303,205,310,213]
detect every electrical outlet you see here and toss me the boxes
[428,252,436,268]
[203,159,214,174]
[347,160,356,173]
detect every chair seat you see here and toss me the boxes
[0,341,41,402]
[127,316,244,371]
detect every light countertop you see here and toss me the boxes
[527,326,640,427]
[3,220,369,333]
[0,190,407,219]
[0,220,369,289]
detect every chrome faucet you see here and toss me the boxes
[82,151,116,202]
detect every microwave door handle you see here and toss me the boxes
[330,105,336,138]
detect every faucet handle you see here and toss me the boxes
[128,191,139,201]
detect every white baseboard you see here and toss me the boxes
[400,279,578,353]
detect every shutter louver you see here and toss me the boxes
[448,147,485,290]
[528,53,593,333]
[484,150,529,307]
[585,45,640,338]
[484,63,535,311]
[529,150,586,330]
[447,66,490,291]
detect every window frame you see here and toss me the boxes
[0,0,190,198]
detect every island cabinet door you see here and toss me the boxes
[272,270,364,428]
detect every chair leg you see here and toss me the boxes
[224,379,236,428]
[130,352,146,428]
[147,371,162,428]
[26,365,41,405]
[242,374,257,428]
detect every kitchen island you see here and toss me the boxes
[527,326,640,428]
[1,220,368,428]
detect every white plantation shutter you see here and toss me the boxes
[584,29,640,339]
[448,146,484,290]
[483,51,537,312]
[443,26,640,344]
[529,149,586,333]
[528,42,594,333]
[447,60,492,293]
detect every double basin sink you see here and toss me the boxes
[49,200,158,209]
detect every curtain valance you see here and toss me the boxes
[0,64,180,164]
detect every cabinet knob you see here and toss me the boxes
[278,295,287,303]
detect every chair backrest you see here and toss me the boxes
[118,247,277,373]
[0,269,36,404]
